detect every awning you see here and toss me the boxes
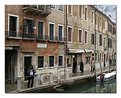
[84,49,94,53]
[68,49,85,54]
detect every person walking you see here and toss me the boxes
[80,60,84,73]
[27,65,36,88]
[100,72,105,87]
[73,58,77,73]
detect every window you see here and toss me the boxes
[9,15,17,37]
[49,56,54,67]
[96,14,98,26]
[58,56,63,66]
[91,34,94,45]
[85,7,87,20]
[104,20,106,29]
[68,27,72,42]
[100,53,101,61]
[85,31,87,43]
[108,22,110,32]
[108,38,112,48]
[79,5,82,18]
[91,11,94,23]
[110,24,112,33]
[68,5,71,14]
[59,5,63,11]
[79,29,82,43]
[49,23,54,40]
[38,21,44,39]
[51,5,55,8]
[23,19,34,34]
[99,34,102,46]
[104,38,106,50]
[38,56,44,68]
[58,25,63,41]
[95,53,97,61]
[100,17,102,27]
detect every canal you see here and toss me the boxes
[63,78,116,93]
[31,78,116,93]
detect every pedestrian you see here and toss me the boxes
[73,58,77,73]
[27,65,36,88]
[100,72,105,87]
[80,60,84,73]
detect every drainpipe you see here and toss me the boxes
[94,6,97,79]
[64,5,68,81]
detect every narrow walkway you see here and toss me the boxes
[5,65,116,93]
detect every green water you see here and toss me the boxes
[64,78,116,93]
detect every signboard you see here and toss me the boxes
[37,43,47,48]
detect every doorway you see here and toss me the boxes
[5,50,17,84]
[24,56,32,80]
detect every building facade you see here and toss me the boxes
[5,5,116,85]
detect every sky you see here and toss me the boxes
[96,5,117,23]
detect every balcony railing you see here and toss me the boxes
[5,31,35,39]
[5,31,23,38]
[36,34,48,41]
[5,31,65,42]
[23,5,51,16]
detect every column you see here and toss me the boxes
[17,50,21,92]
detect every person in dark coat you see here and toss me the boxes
[73,58,77,73]
[27,65,36,88]
[80,60,84,73]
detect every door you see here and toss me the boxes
[24,56,32,80]
[5,50,17,83]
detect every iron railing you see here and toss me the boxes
[5,31,65,42]
[23,5,51,16]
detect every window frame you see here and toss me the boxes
[78,5,82,18]
[8,14,19,37]
[84,6,88,20]
[67,26,73,43]
[49,56,54,67]
[58,56,64,66]
[78,29,83,43]
[58,24,64,41]
[38,20,45,37]
[85,30,87,44]
[38,56,44,68]
[48,22,55,40]
[58,5,64,11]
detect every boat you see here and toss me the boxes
[96,71,116,82]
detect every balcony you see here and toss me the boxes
[5,31,22,39]
[5,31,65,43]
[23,5,51,16]
[36,34,48,41]
[5,31,35,40]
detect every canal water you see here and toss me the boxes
[63,78,116,93]
[32,78,116,93]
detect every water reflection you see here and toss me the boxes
[64,79,116,93]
